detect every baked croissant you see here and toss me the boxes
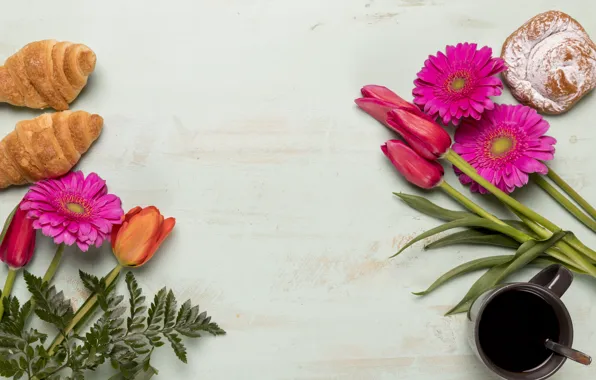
[0,40,96,110]
[0,111,103,189]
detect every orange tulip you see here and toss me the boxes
[111,206,175,267]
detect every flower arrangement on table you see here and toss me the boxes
[0,172,225,379]
[356,40,596,315]
[0,40,224,379]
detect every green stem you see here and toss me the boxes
[47,264,123,355]
[543,249,587,272]
[509,207,596,275]
[445,149,596,264]
[43,244,65,283]
[73,296,100,334]
[546,166,596,220]
[534,175,596,232]
[445,150,559,231]
[0,268,18,320]
[439,182,529,242]
[439,181,596,276]
[22,244,65,323]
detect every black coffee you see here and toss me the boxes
[478,290,559,372]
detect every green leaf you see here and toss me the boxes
[446,264,509,316]
[165,332,187,363]
[126,272,147,334]
[532,257,586,274]
[164,291,177,331]
[79,270,101,293]
[504,220,540,238]
[24,271,73,330]
[446,231,567,315]
[175,301,226,338]
[424,229,520,250]
[394,193,473,221]
[0,205,18,248]
[413,255,514,296]
[147,288,167,331]
[0,357,20,377]
[391,216,525,258]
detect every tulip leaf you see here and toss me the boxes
[394,192,541,238]
[445,231,567,315]
[391,216,526,258]
[393,193,473,221]
[0,204,19,248]
[413,255,513,296]
[532,257,587,275]
[503,220,540,238]
[425,229,520,250]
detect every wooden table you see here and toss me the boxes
[1,0,595,379]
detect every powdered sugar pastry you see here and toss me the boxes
[501,11,596,114]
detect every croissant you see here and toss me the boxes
[0,111,103,189]
[0,40,96,110]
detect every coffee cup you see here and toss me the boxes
[467,265,579,379]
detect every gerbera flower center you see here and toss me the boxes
[451,77,467,91]
[66,202,86,214]
[445,70,473,95]
[57,192,93,218]
[490,136,515,157]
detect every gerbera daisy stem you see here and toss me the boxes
[445,149,596,264]
[47,264,123,355]
[533,174,596,232]
[0,268,18,319]
[439,182,525,236]
[42,244,65,283]
[445,149,558,230]
[507,206,596,274]
[545,166,596,221]
[438,181,596,274]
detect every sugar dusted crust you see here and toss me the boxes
[501,11,596,114]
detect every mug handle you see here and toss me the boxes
[530,264,573,298]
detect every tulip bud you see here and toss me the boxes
[0,204,36,269]
[382,140,444,189]
[111,206,175,268]
[355,85,435,127]
[387,109,452,160]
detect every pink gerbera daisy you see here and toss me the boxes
[21,171,124,252]
[453,104,557,194]
[413,42,507,125]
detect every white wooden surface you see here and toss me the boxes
[1,0,596,379]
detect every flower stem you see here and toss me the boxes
[546,165,596,220]
[508,206,596,275]
[0,268,18,320]
[21,244,66,323]
[439,181,529,241]
[43,244,65,283]
[439,181,594,273]
[444,150,559,231]
[445,149,596,263]
[47,264,123,355]
[533,175,596,232]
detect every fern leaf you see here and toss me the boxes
[165,332,187,363]
[164,291,177,331]
[146,288,167,330]
[126,272,147,334]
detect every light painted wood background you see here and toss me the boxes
[1,0,596,379]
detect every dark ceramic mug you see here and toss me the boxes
[467,265,574,380]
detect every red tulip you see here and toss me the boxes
[0,204,36,269]
[382,140,444,189]
[111,206,175,267]
[355,85,434,127]
[387,109,452,160]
